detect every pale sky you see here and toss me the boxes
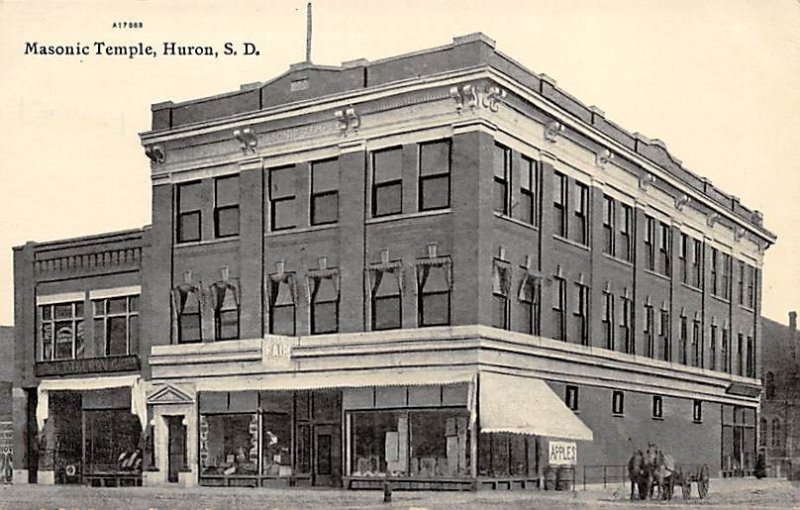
[0,0,798,326]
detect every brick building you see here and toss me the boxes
[14,34,775,488]
[1,326,13,483]
[760,312,799,478]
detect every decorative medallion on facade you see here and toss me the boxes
[675,193,690,212]
[233,127,258,153]
[735,226,747,242]
[706,212,720,228]
[638,172,656,191]
[450,83,506,113]
[596,148,614,169]
[335,107,360,133]
[144,144,166,164]
[544,120,565,143]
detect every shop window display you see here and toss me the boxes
[350,410,470,478]
[199,414,258,475]
[261,413,292,477]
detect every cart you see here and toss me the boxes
[675,463,710,500]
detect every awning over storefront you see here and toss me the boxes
[36,375,146,431]
[193,368,475,393]
[479,372,593,441]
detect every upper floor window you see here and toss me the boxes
[553,172,568,238]
[658,222,671,276]
[493,144,511,216]
[565,385,579,411]
[269,273,297,336]
[720,253,732,301]
[518,271,541,336]
[310,272,339,334]
[691,238,703,288]
[652,396,663,419]
[746,265,756,309]
[177,181,202,243]
[311,158,339,225]
[370,265,402,331]
[644,216,655,271]
[573,281,589,345]
[552,276,567,341]
[659,309,671,361]
[618,204,633,262]
[269,166,297,231]
[93,295,139,357]
[602,289,614,350]
[39,301,85,361]
[737,261,746,306]
[603,196,615,256]
[737,333,744,376]
[710,248,719,295]
[418,140,451,211]
[372,147,403,217]
[491,261,511,330]
[643,301,655,358]
[173,285,202,344]
[692,400,703,423]
[692,317,702,368]
[710,323,718,371]
[746,335,755,378]
[519,156,539,226]
[416,258,451,327]
[573,183,589,246]
[679,314,688,365]
[772,418,782,446]
[721,327,730,373]
[765,371,776,400]
[619,293,633,354]
[679,234,689,284]
[214,175,240,238]
[211,281,240,341]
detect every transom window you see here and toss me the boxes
[214,175,240,238]
[371,147,403,217]
[418,140,451,211]
[39,301,85,361]
[93,295,139,357]
[177,181,202,243]
[311,159,339,225]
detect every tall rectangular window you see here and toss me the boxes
[492,262,511,330]
[269,166,297,231]
[603,196,615,256]
[553,277,566,341]
[573,182,589,246]
[659,309,671,361]
[418,140,451,211]
[39,301,85,361]
[737,261,746,305]
[574,282,589,345]
[493,144,511,215]
[721,254,731,301]
[693,318,703,368]
[746,265,756,309]
[311,158,339,225]
[519,156,539,226]
[269,275,296,336]
[710,324,718,371]
[565,386,579,411]
[177,289,202,343]
[619,204,633,262]
[553,172,568,238]
[371,269,402,331]
[692,239,703,288]
[679,315,688,365]
[214,175,239,238]
[710,249,719,296]
[177,181,202,243]
[310,275,339,334]
[644,302,655,358]
[93,295,139,357]
[737,333,744,376]
[417,261,451,327]
[692,400,703,423]
[602,290,614,350]
[212,282,239,341]
[746,336,755,377]
[679,233,689,284]
[519,274,541,336]
[652,396,663,419]
[612,391,624,416]
[658,222,671,276]
[721,328,730,373]
[372,147,403,217]
[644,216,655,271]
[620,294,632,354]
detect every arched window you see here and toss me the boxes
[765,372,776,400]
[771,418,782,447]
[760,418,767,447]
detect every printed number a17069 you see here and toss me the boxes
[112,22,143,29]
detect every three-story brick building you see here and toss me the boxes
[14,33,775,489]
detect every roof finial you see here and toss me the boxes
[305,2,313,63]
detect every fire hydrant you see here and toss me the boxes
[383,480,392,503]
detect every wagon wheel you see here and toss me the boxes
[682,475,691,500]
[698,465,710,499]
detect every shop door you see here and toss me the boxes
[313,425,340,487]
[166,416,186,483]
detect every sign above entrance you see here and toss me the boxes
[262,337,298,368]
[548,441,577,465]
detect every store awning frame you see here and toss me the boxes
[479,372,593,441]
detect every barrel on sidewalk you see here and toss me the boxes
[555,465,574,491]
[544,466,557,490]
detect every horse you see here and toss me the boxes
[627,450,650,500]
[651,449,677,500]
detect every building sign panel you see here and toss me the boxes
[548,440,577,465]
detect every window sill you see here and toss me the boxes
[602,253,633,268]
[738,304,756,313]
[264,223,339,238]
[643,269,671,282]
[651,416,664,421]
[494,212,539,231]
[175,236,239,249]
[367,208,450,225]
[553,235,590,252]
[680,282,703,293]
[710,294,731,306]
[612,413,625,418]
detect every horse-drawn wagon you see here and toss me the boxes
[628,445,710,501]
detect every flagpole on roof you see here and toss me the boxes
[305,2,313,63]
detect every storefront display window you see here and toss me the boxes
[350,410,470,478]
[262,413,292,477]
[84,410,142,473]
[200,414,258,475]
[478,433,537,477]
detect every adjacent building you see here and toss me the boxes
[760,312,799,478]
[1,326,13,483]
[14,33,775,489]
